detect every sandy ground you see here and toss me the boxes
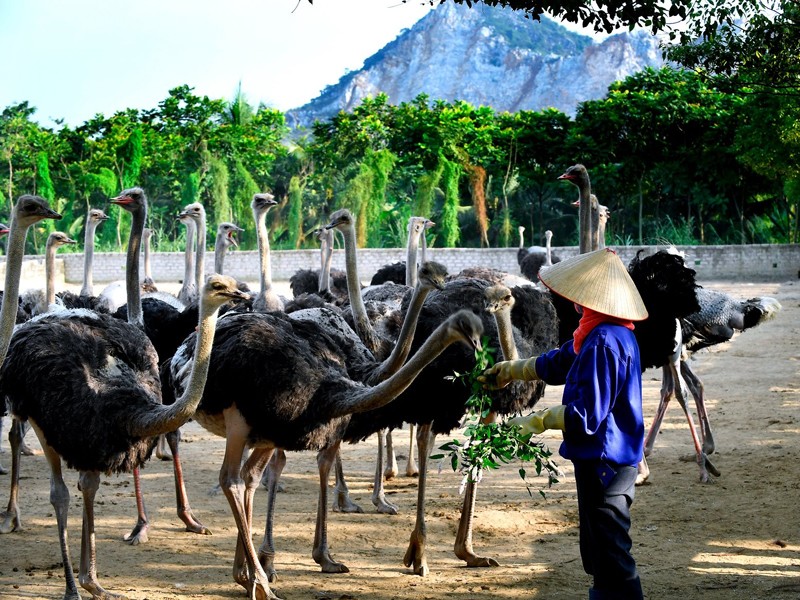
[0,279,798,600]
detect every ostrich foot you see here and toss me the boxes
[702,435,716,456]
[179,509,212,535]
[0,508,21,533]
[384,463,399,480]
[258,551,279,583]
[405,461,419,478]
[312,547,350,574]
[372,495,399,515]
[697,453,721,484]
[403,531,429,576]
[331,489,363,514]
[455,544,499,567]
[122,519,149,545]
[0,462,6,475]
[19,441,36,456]
[245,576,282,600]
[154,436,173,461]
[79,578,129,599]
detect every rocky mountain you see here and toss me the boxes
[285,2,664,129]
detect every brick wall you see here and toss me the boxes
[24,243,796,286]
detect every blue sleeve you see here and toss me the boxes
[564,342,622,436]
[534,340,577,385]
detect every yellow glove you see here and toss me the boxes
[507,405,566,435]
[478,358,539,390]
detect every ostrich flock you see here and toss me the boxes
[0,165,782,600]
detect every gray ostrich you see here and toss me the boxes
[0,188,246,600]
[177,208,198,305]
[215,221,244,276]
[141,227,158,293]
[251,192,285,312]
[79,208,110,297]
[0,197,62,513]
[164,284,483,599]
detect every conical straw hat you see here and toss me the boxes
[539,248,648,321]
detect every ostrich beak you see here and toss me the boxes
[110,195,133,206]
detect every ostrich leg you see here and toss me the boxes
[313,442,351,573]
[218,411,279,600]
[406,424,419,476]
[259,448,287,582]
[331,449,363,513]
[384,428,399,479]
[77,470,122,600]
[680,359,715,455]
[123,467,149,544]
[371,429,399,514]
[165,428,211,534]
[33,424,81,600]
[403,422,436,576]
[454,412,500,568]
[0,418,24,532]
[234,447,274,589]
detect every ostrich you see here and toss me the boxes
[519,229,561,282]
[164,280,484,598]
[250,192,285,312]
[214,221,244,276]
[79,208,109,297]
[0,197,62,499]
[179,203,207,300]
[640,282,781,480]
[369,216,434,287]
[18,231,76,318]
[289,227,349,305]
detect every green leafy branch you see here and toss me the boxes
[432,339,561,498]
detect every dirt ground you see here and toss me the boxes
[0,279,798,600]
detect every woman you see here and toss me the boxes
[481,247,647,600]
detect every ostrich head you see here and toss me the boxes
[424,219,435,231]
[407,216,427,238]
[251,192,278,215]
[179,202,206,226]
[110,187,147,214]
[88,208,109,224]
[0,223,9,236]
[142,227,153,244]
[14,195,62,226]
[558,164,589,188]
[325,208,354,232]
[46,231,77,249]
[417,261,448,291]
[203,273,250,307]
[217,222,243,249]
[446,310,484,352]
[485,284,515,315]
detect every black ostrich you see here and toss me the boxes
[163,284,484,598]
[519,229,561,282]
[0,188,245,600]
[0,197,62,496]
[288,227,349,307]
[640,279,782,479]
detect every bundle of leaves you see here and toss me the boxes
[434,341,561,498]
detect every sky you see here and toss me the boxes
[0,0,438,128]
[0,0,605,129]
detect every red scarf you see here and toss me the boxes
[572,306,635,353]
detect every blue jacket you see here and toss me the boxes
[534,324,644,467]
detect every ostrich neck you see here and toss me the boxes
[545,234,552,267]
[125,208,146,328]
[132,305,220,437]
[368,283,432,384]
[45,241,58,308]
[143,234,153,281]
[405,230,421,287]
[180,221,196,298]
[339,320,463,417]
[341,221,379,354]
[194,217,206,292]
[81,222,98,296]
[493,308,519,361]
[255,209,272,293]
[214,236,226,275]
[0,220,32,362]
[318,234,333,293]
[590,197,600,251]
[578,179,592,255]
[420,232,428,265]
